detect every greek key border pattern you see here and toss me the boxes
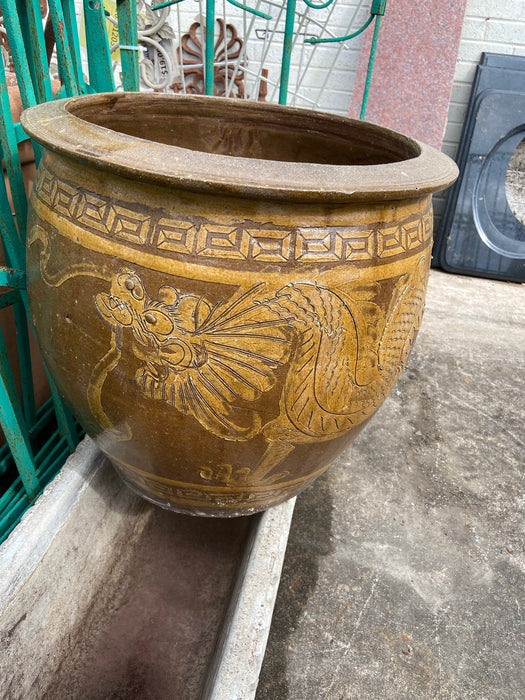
[35,168,432,264]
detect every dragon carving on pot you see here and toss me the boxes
[90,262,427,486]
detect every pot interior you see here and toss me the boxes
[66,94,421,167]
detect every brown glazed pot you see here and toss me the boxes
[21,93,457,516]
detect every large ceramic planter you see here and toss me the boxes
[21,93,457,516]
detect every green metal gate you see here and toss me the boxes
[0,0,141,543]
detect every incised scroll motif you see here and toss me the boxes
[29,167,430,492]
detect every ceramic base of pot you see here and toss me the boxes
[113,464,312,517]
[108,446,332,518]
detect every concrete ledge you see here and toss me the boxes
[1,438,104,607]
[205,497,296,700]
[0,437,151,698]
[0,436,296,699]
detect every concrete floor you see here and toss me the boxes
[256,270,525,700]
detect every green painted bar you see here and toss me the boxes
[0,398,56,478]
[14,0,37,93]
[279,0,296,105]
[0,480,24,514]
[305,14,374,44]
[226,0,271,20]
[0,266,25,289]
[1,0,37,108]
[117,0,140,91]
[0,326,24,426]
[0,435,69,543]
[27,397,55,438]
[360,13,382,119]
[83,0,116,92]
[0,64,29,239]
[23,0,54,102]
[303,0,335,7]
[0,491,28,544]
[151,0,185,11]
[0,151,25,271]
[0,133,79,458]
[62,0,85,88]
[13,123,29,145]
[13,301,37,427]
[0,480,26,513]
[35,434,67,472]
[205,0,215,95]
[0,289,20,310]
[44,376,79,452]
[47,0,80,96]
[15,0,52,103]
[0,421,69,541]
[0,341,40,500]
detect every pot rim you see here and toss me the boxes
[21,92,458,202]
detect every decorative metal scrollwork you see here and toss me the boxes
[107,0,176,90]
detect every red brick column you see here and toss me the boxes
[349,0,468,149]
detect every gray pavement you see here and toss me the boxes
[256,270,524,700]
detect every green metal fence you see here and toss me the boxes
[0,0,142,543]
